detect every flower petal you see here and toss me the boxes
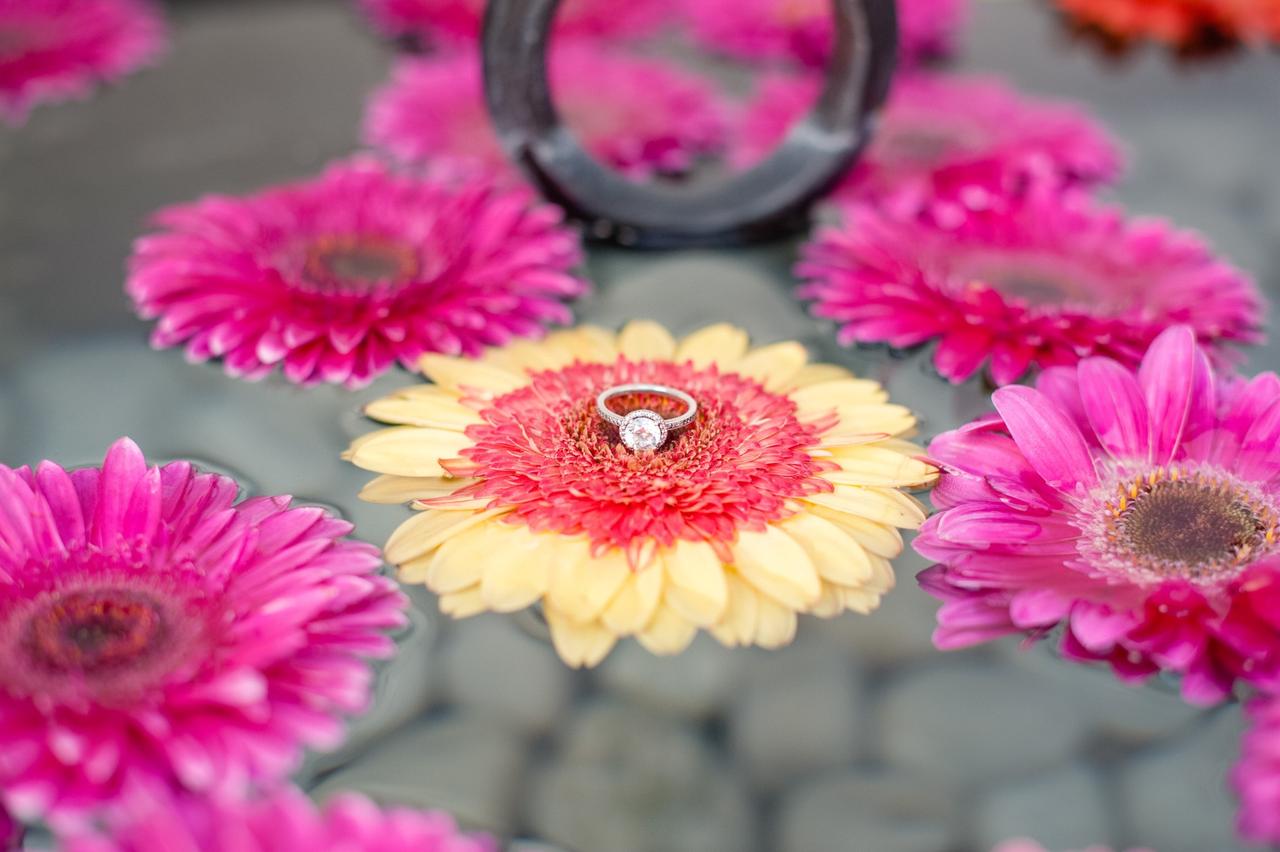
[344,427,473,477]
[732,525,820,610]
[637,606,698,655]
[1137,325,1200,465]
[545,607,617,668]
[992,385,1098,493]
[661,540,728,627]
[617,320,677,361]
[1078,356,1149,461]
[674,323,749,369]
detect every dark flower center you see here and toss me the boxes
[303,236,419,292]
[25,589,167,674]
[1107,471,1276,580]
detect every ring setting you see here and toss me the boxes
[596,384,698,452]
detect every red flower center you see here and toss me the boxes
[1092,467,1278,583]
[452,359,834,560]
[25,589,167,674]
[302,235,420,293]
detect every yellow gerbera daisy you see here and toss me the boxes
[344,321,937,667]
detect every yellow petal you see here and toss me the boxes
[601,560,664,635]
[864,554,897,595]
[803,485,927,529]
[674,323,750,369]
[790,380,889,419]
[386,508,509,568]
[753,594,798,649]
[419,354,527,398]
[546,543,630,622]
[545,606,617,668]
[733,342,809,391]
[732,525,821,611]
[840,585,886,614]
[661,540,728,627]
[811,583,844,618]
[415,521,505,593]
[363,390,481,430]
[823,446,938,488]
[545,326,618,364]
[359,475,477,505]
[777,512,874,587]
[710,572,759,647]
[820,404,917,444]
[482,338,577,374]
[808,507,905,558]
[479,526,555,613]
[618,321,677,361]
[344,427,472,477]
[782,363,854,390]
[637,606,698,656]
[439,586,487,619]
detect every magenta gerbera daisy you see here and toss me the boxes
[736,72,1122,211]
[356,0,672,45]
[687,0,967,68]
[64,784,494,852]
[0,438,406,822]
[0,0,166,125]
[1234,695,1280,844]
[916,326,1280,704]
[798,185,1261,386]
[126,157,588,388]
[363,46,729,182]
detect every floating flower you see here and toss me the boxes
[1234,695,1280,845]
[687,0,967,68]
[0,438,406,821]
[345,321,936,667]
[736,72,1122,211]
[127,157,587,388]
[63,784,494,852]
[363,46,729,182]
[917,326,1280,704]
[1052,0,1276,54]
[798,185,1261,386]
[0,0,166,125]
[356,0,672,45]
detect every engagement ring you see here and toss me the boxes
[596,384,698,452]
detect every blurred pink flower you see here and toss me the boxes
[357,0,673,45]
[363,45,729,182]
[0,439,406,822]
[0,0,166,124]
[63,784,494,852]
[127,157,587,388]
[798,185,1260,386]
[687,0,967,67]
[993,841,1154,852]
[737,71,1122,212]
[1234,695,1280,844]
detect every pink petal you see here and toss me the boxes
[1078,356,1149,461]
[993,385,1098,494]
[1137,326,1201,465]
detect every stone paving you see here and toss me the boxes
[2,1,1279,850]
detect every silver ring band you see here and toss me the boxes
[596,384,698,451]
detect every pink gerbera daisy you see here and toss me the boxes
[126,157,588,388]
[356,0,672,45]
[917,326,1280,704]
[736,72,1122,212]
[64,784,494,852]
[1234,695,1280,844]
[0,438,406,822]
[798,185,1261,386]
[363,46,729,182]
[686,0,967,68]
[0,0,166,125]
